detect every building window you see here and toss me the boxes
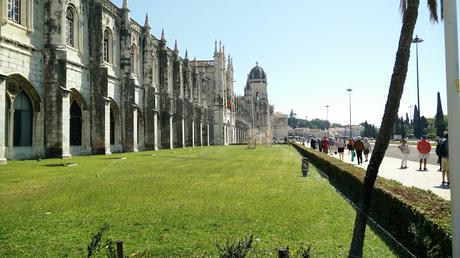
[66,8,75,47]
[7,0,20,23]
[5,97,10,147]
[70,100,82,146]
[103,29,111,63]
[13,91,33,147]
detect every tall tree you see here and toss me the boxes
[435,92,446,137]
[348,0,441,257]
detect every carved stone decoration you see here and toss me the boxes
[7,84,21,96]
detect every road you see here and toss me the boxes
[372,143,438,166]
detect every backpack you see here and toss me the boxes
[440,140,448,157]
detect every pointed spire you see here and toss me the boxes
[122,0,128,9]
[219,41,222,53]
[185,49,189,60]
[174,39,178,52]
[222,44,225,57]
[161,28,165,41]
[227,55,232,69]
[214,40,218,54]
[144,13,150,27]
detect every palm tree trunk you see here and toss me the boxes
[348,0,420,257]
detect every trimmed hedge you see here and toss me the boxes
[291,142,452,257]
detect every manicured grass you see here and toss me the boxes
[0,145,397,257]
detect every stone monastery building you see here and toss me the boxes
[0,0,287,164]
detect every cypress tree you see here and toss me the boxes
[435,92,446,137]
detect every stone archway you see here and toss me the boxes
[3,74,43,160]
[69,89,90,155]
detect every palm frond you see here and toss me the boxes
[427,0,439,22]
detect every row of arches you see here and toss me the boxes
[2,74,145,159]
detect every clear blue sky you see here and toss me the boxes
[112,0,454,126]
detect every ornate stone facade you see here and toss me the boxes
[0,0,238,163]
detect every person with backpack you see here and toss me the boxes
[416,135,432,171]
[440,133,449,186]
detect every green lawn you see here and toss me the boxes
[0,145,397,257]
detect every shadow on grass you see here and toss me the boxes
[306,166,415,257]
[44,163,78,167]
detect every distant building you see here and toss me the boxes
[234,64,288,144]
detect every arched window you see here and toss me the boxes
[70,100,82,146]
[110,108,115,145]
[66,7,75,47]
[13,91,33,147]
[103,29,112,63]
[7,0,20,23]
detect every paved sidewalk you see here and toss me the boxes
[328,149,451,200]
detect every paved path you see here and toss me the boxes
[301,142,450,200]
[334,150,451,200]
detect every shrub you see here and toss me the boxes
[291,143,452,257]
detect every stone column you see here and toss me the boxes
[133,109,138,152]
[191,120,195,147]
[104,103,111,155]
[169,115,173,149]
[0,78,6,164]
[207,123,210,146]
[32,111,43,158]
[153,111,159,151]
[61,93,71,159]
[199,122,203,146]
[181,118,185,148]
[7,109,14,160]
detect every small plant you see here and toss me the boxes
[216,234,254,258]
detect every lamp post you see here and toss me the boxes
[347,88,352,138]
[412,35,423,138]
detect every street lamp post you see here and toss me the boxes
[347,88,353,138]
[412,35,423,138]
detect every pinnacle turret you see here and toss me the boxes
[144,13,150,28]
[122,0,128,9]
[174,39,178,52]
[161,28,166,41]
[185,49,189,60]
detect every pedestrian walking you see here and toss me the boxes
[318,138,323,152]
[336,138,345,161]
[321,137,329,154]
[310,138,317,150]
[328,138,335,155]
[347,138,354,154]
[398,138,410,169]
[440,133,449,186]
[363,137,371,162]
[416,135,432,171]
[435,138,443,171]
[353,136,365,165]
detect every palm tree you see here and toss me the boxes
[348,0,441,257]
